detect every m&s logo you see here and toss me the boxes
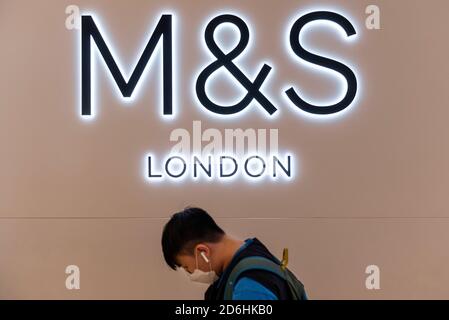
[78,9,360,121]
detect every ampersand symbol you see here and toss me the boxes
[196,14,278,115]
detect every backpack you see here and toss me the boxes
[223,249,307,300]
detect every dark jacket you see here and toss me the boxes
[204,238,293,300]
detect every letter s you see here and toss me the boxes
[286,11,357,115]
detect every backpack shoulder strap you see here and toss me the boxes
[223,256,286,300]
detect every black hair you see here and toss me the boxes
[161,207,225,270]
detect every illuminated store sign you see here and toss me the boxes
[76,8,361,183]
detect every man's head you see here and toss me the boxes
[161,207,225,276]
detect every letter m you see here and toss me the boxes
[81,14,172,117]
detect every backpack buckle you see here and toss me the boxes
[281,248,289,270]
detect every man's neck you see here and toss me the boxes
[219,235,245,274]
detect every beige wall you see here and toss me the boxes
[1,0,449,299]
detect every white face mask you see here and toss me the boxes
[187,250,218,284]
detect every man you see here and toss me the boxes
[161,207,307,300]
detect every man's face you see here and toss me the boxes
[176,253,197,274]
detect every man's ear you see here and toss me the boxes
[195,243,210,260]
